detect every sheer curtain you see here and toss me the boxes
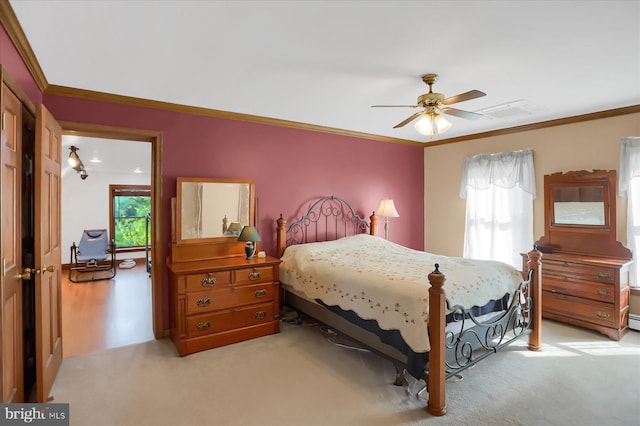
[618,136,640,288]
[460,149,536,268]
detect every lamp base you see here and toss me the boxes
[244,243,255,260]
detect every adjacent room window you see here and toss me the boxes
[618,136,640,288]
[109,184,151,251]
[460,149,536,269]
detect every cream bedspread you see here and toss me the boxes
[279,234,524,352]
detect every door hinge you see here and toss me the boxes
[1,111,5,131]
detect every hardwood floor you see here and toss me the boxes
[61,262,154,358]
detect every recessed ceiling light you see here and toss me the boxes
[89,158,102,163]
[133,167,143,173]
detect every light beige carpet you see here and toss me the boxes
[51,319,640,426]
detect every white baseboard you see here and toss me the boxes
[629,314,640,331]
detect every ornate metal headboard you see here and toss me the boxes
[276,196,377,257]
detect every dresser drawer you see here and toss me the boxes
[186,302,275,338]
[185,283,275,315]
[543,260,615,284]
[543,276,615,303]
[233,266,274,284]
[542,291,615,328]
[185,271,232,292]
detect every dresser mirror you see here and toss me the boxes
[176,177,255,244]
[551,184,607,227]
[538,169,630,258]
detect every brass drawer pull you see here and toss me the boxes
[596,272,611,279]
[201,276,217,286]
[197,298,211,307]
[595,311,610,319]
[248,271,261,280]
[254,289,267,298]
[197,321,211,330]
[255,311,267,319]
[596,289,610,297]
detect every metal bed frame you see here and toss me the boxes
[275,195,542,416]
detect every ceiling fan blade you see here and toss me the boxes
[441,90,486,105]
[393,111,423,128]
[441,107,483,120]
[372,104,420,108]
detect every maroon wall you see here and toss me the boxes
[42,95,425,254]
[42,95,424,328]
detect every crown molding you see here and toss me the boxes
[45,85,640,149]
[45,84,422,146]
[427,105,640,147]
[0,0,47,91]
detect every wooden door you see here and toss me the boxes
[1,84,24,402]
[34,104,62,402]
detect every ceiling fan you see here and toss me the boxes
[372,74,486,136]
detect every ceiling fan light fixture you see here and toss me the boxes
[414,113,435,136]
[373,73,485,137]
[434,113,452,133]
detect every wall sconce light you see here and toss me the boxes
[414,106,452,138]
[68,145,88,180]
[238,225,261,259]
[376,199,400,240]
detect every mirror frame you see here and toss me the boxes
[175,177,255,245]
[537,169,630,259]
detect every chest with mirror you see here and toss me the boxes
[525,169,632,340]
[167,177,281,355]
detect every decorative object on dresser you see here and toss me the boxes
[526,169,632,340]
[237,225,261,259]
[167,177,281,356]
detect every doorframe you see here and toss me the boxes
[59,121,164,338]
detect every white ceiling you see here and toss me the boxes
[62,135,151,178]
[9,1,640,143]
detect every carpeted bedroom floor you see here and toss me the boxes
[51,319,639,426]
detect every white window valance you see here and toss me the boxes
[460,149,536,199]
[618,136,640,197]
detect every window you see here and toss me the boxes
[109,185,151,251]
[619,136,640,288]
[460,149,536,269]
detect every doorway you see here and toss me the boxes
[60,122,164,346]
[61,135,153,357]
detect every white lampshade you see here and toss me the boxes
[434,113,452,133]
[414,113,435,136]
[414,111,452,136]
[376,199,399,218]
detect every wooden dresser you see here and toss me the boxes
[523,252,630,340]
[168,255,281,356]
[533,170,632,340]
[167,177,281,356]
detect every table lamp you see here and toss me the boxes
[376,199,399,240]
[238,225,261,259]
